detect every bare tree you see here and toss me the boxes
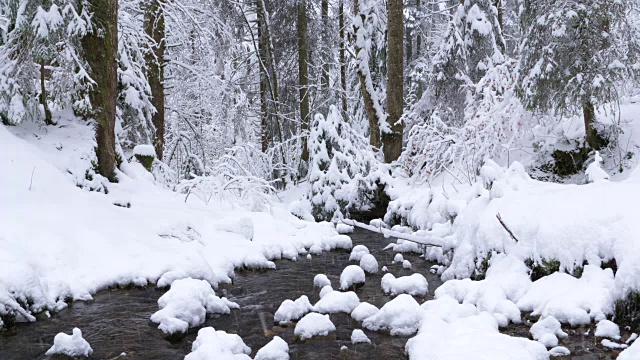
[383,0,404,162]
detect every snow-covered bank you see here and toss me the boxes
[0,123,350,326]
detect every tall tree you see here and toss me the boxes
[518,0,639,149]
[145,0,165,160]
[321,0,330,88]
[339,0,348,119]
[383,0,404,162]
[298,0,310,162]
[82,0,119,181]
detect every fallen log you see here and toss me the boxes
[340,219,443,248]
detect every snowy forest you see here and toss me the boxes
[2,0,640,359]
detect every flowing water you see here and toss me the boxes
[0,229,630,359]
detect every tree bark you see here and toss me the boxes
[493,0,503,30]
[321,0,330,88]
[415,0,422,100]
[145,0,165,160]
[298,0,310,162]
[383,0,404,163]
[583,99,600,149]
[82,0,118,181]
[40,62,53,125]
[257,0,269,153]
[353,0,382,149]
[339,0,348,119]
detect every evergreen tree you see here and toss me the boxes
[518,0,640,149]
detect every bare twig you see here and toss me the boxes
[29,166,36,191]
[496,213,519,243]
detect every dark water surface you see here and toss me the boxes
[0,229,630,360]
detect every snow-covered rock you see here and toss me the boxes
[274,295,313,324]
[359,254,379,273]
[381,273,428,296]
[313,274,331,288]
[150,278,238,334]
[294,313,336,340]
[254,336,289,360]
[185,327,251,360]
[349,245,370,261]
[351,302,379,322]
[319,285,333,298]
[314,291,360,314]
[529,316,567,348]
[45,328,93,357]
[594,319,621,340]
[585,151,609,183]
[340,265,366,290]
[619,337,640,359]
[363,294,422,336]
[336,224,354,234]
[393,253,404,263]
[601,339,628,349]
[351,329,371,344]
[549,346,570,357]
[369,219,388,228]
[402,260,412,269]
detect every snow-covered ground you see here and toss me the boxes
[0,121,350,326]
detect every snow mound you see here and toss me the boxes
[359,254,379,273]
[619,337,640,359]
[601,339,628,349]
[351,302,379,321]
[150,278,239,334]
[393,253,404,263]
[216,217,254,241]
[336,224,354,234]
[349,245,370,261]
[185,327,251,360]
[516,266,614,326]
[319,285,333,298]
[274,295,313,324]
[369,219,388,228]
[594,319,621,340]
[549,346,570,356]
[351,329,371,344]
[362,294,422,336]
[45,328,93,357]
[313,274,331,288]
[313,291,360,314]
[340,265,366,290]
[530,316,567,348]
[288,200,314,222]
[381,273,428,296]
[254,336,289,360]
[294,313,336,340]
[585,151,609,183]
[402,260,412,269]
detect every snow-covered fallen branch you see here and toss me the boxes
[340,219,442,247]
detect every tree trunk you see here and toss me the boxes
[40,62,53,125]
[321,0,330,88]
[145,0,165,160]
[493,0,503,30]
[383,0,404,163]
[583,99,600,150]
[415,0,422,100]
[257,0,269,153]
[298,0,310,162]
[339,0,348,119]
[82,0,118,181]
[353,0,382,149]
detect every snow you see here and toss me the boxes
[381,273,428,296]
[150,278,239,334]
[313,290,360,314]
[601,339,628,349]
[619,337,640,359]
[294,313,336,340]
[351,329,371,344]
[402,260,412,269]
[216,217,254,241]
[585,151,610,183]
[548,346,570,356]
[382,266,388,272]
[319,285,333,298]
[359,254,379,273]
[274,295,313,324]
[362,294,422,336]
[595,319,621,340]
[313,274,331,288]
[185,327,251,360]
[351,302,379,321]
[340,265,366,290]
[45,328,93,357]
[254,336,289,360]
[393,253,404,263]
[133,144,156,157]
[336,224,354,234]
[349,245,370,261]
[529,316,567,348]
[0,123,351,326]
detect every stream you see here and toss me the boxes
[0,229,629,359]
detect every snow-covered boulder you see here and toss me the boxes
[351,329,371,344]
[349,245,370,261]
[393,253,404,263]
[150,278,239,334]
[381,273,428,296]
[185,327,251,360]
[340,265,366,290]
[313,274,331,288]
[319,285,333,298]
[314,290,360,314]
[359,254,379,273]
[254,336,289,360]
[351,302,379,321]
[274,295,313,324]
[402,260,412,269]
[530,316,567,348]
[336,223,354,234]
[294,313,336,340]
[363,294,422,336]
[595,319,621,340]
[45,328,93,357]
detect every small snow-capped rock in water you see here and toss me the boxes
[402,260,412,269]
[393,253,404,263]
[45,328,93,357]
[340,265,366,290]
[359,254,379,273]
